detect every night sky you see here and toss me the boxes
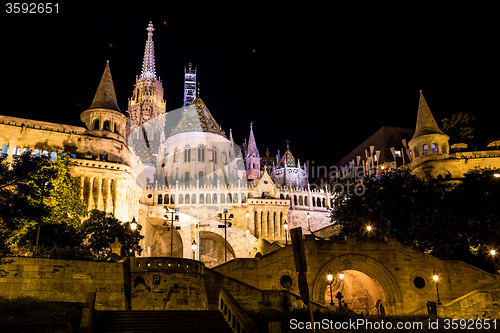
[1,1,498,171]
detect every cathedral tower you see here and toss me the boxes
[126,22,166,140]
[245,123,261,180]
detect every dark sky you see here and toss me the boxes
[1,1,498,170]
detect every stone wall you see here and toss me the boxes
[0,257,128,310]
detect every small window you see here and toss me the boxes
[422,144,429,155]
[93,119,100,130]
[414,276,426,289]
[431,143,438,154]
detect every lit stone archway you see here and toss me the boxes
[199,231,236,267]
[312,254,402,315]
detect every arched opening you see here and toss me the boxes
[199,231,236,268]
[422,144,429,155]
[431,143,438,154]
[146,217,183,257]
[93,119,100,130]
[324,270,385,314]
[103,120,111,131]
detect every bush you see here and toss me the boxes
[0,296,83,332]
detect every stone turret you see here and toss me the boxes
[80,60,127,144]
[245,123,261,180]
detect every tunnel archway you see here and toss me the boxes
[199,231,236,268]
[313,254,402,315]
[147,218,183,257]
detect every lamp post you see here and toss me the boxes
[327,273,334,306]
[163,206,179,257]
[130,217,138,231]
[491,249,497,273]
[433,271,441,305]
[35,181,51,254]
[284,220,288,246]
[192,240,197,260]
[337,272,345,307]
[218,208,234,262]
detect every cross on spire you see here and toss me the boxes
[141,21,156,79]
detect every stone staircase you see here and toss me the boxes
[92,310,232,333]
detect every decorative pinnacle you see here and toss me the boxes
[141,21,156,79]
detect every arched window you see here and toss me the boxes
[103,120,110,131]
[164,194,169,204]
[184,171,190,187]
[198,171,204,187]
[441,143,447,154]
[191,194,196,204]
[212,147,217,164]
[312,197,316,207]
[294,195,298,205]
[241,193,247,203]
[198,146,205,162]
[158,194,163,205]
[304,196,309,206]
[185,194,190,204]
[206,194,211,204]
[199,194,204,204]
[317,197,321,207]
[184,146,191,162]
[93,119,100,130]
[233,193,238,203]
[1,145,9,157]
[50,151,57,159]
[33,149,40,157]
[178,194,184,204]
[170,195,175,204]
[299,196,304,206]
[431,143,438,153]
[220,193,225,204]
[212,193,217,203]
[227,193,232,203]
[422,144,429,155]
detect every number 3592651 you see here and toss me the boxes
[6,3,59,14]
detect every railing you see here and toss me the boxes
[219,288,257,333]
[80,290,97,333]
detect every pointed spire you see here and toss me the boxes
[229,129,234,143]
[140,22,156,79]
[246,122,259,157]
[412,90,445,139]
[88,60,121,112]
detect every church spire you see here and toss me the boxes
[411,90,445,140]
[246,122,259,158]
[141,22,156,79]
[88,60,121,112]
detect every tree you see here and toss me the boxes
[441,112,483,148]
[81,209,143,259]
[0,153,86,248]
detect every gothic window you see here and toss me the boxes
[227,193,232,203]
[199,194,204,204]
[213,193,217,204]
[298,196,303,206]
[304,196,309,206]
[198,145,205,162]
[241,193,246,203]
[184,146,191,162]
[158,194,163,205]
[422,144,429,155]
[170,195,175,204]
[164,194,169,204]
[431,143,438,154]
[233,193,238,203]
[185,194,190,204]
[206,194,211,204]
[178,194,184,204]
[191,194,196,204]
[317,197,321,207]
[212,147,217,164]
[173,148,178,163]
[184,171,190,187]
[312,197,316,207]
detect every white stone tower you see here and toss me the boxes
[126,21,166,140]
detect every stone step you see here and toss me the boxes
[93,310,232,333]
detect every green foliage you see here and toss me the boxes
[331,168,500,268]
[441,112,483,147]
[81,209,144,259]
[1,153,86,247]
[0,296,83,331]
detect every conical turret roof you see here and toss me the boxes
[171,97,226,137]
[246,123,259,157]
[411,90,444,140]
[88,60,121,112]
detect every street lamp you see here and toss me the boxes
[327,273,334,306]
[218,208,234,262]
[130,217,138,231]
[493,173,500,178]
[491,249,497,273]
[284,220,289,246]
[192,240,197,260]
[433,271,441,305]
[366,225,372,232]
[163,206,179,257]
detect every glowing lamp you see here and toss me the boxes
[339,272,345,280]
[491,250,496,256]
[366,225,372,232]
[433,274,439,282]
[130,217,137,231]
[494,173,500,178]
[327,273,333,282]
[191,240,197,252]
